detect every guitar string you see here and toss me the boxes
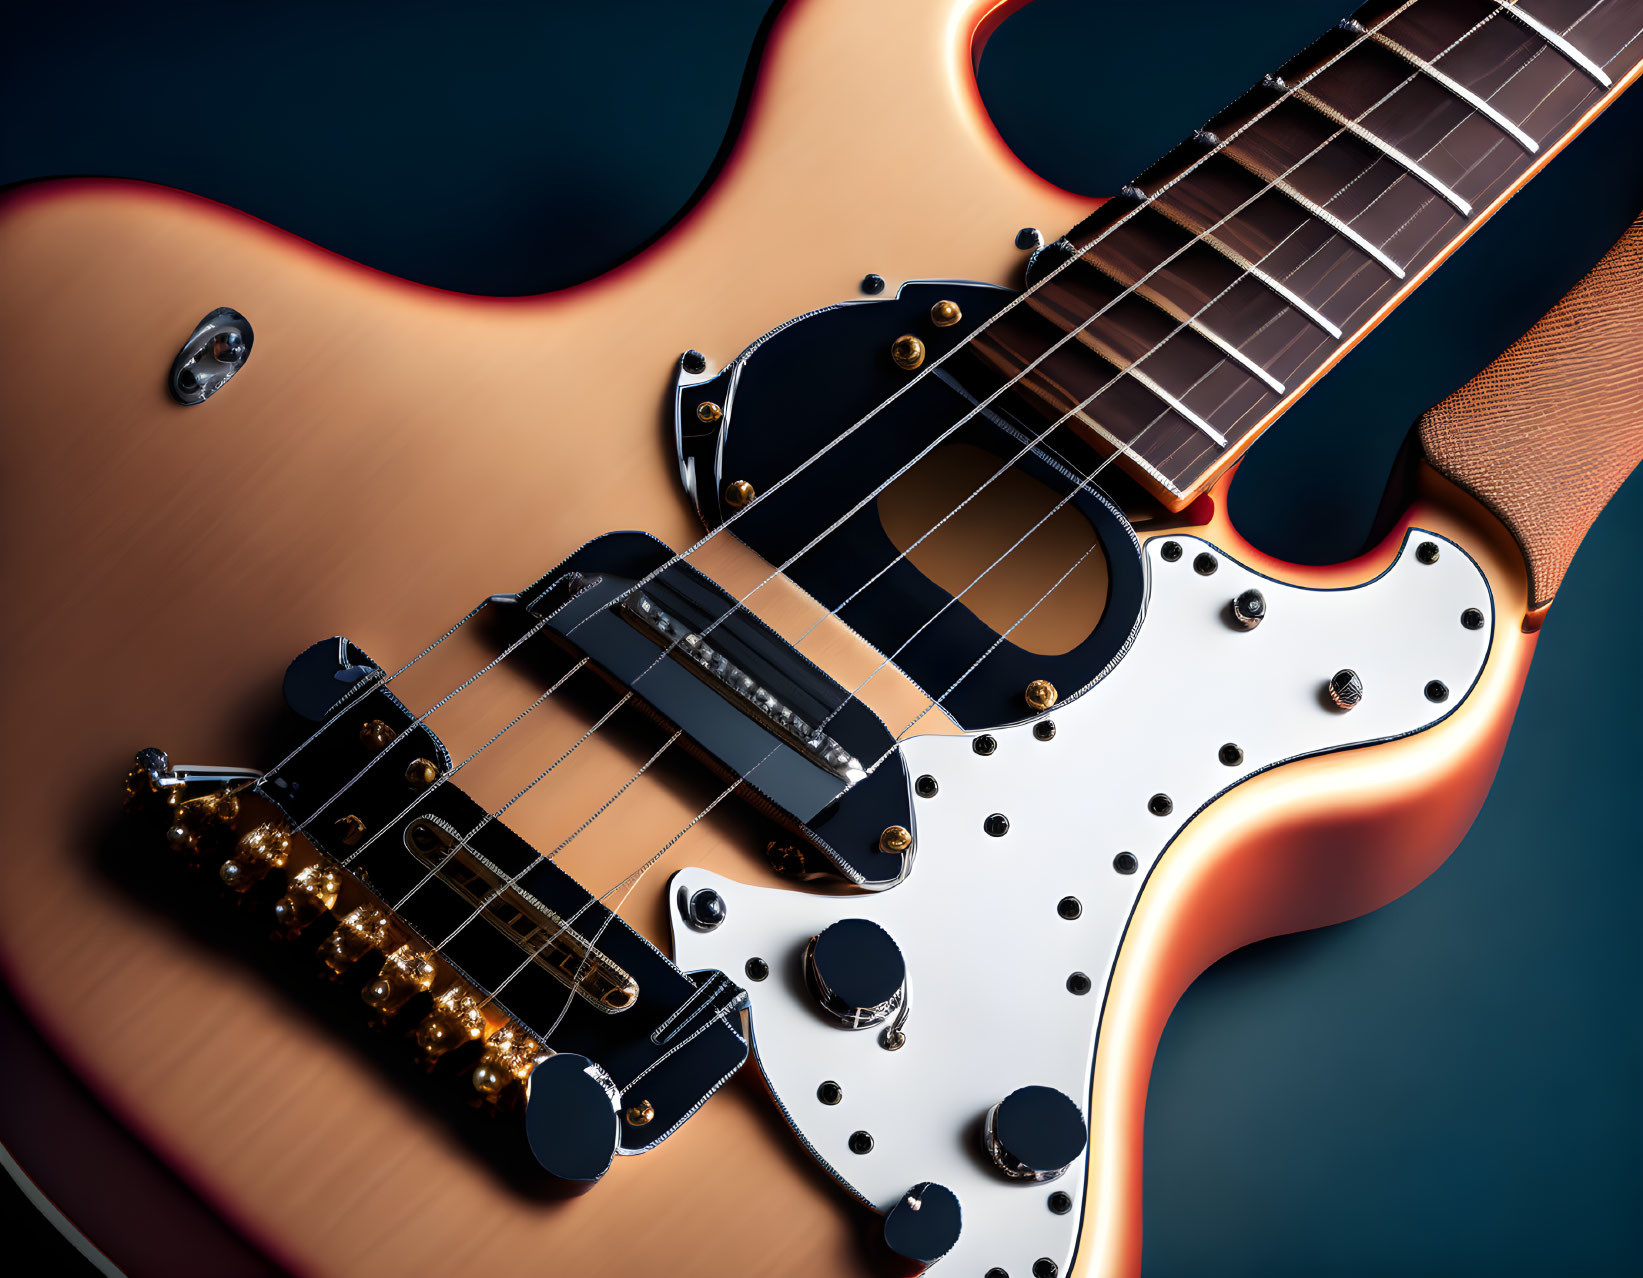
[475,5,1616,1042]
[263,3,1619,1039]
[413,0,1625,1019]
[311,5,1437,909]
[393,15,1440,959]
[236,4,1421,822]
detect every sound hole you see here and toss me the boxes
[876,442,1108,656]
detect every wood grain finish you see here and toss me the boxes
[0,1,1583,1276]
[972,0,1643,509]
[1420,214,1643,611]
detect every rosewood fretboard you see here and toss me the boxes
[971,0,1643,509]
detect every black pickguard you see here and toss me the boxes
[676,281,1146,730]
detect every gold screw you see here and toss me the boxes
[404,757,439,789]
[625,1099,655,1127]
[890,334,925,371]
[879,825,912,854]
[1024,679,1058,712]
[335,813,366,846]
[695,401,722,424]
[724,479,755,509]
[358,719,393,751]
[930,300,962,327]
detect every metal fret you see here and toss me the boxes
[1068,332,1230,447]
[1072,248,1287,394]
[1366,31,1540,151]
[1217,144,1407,277]
[1496,1,1614,86]
[1143,200,1345,338]
[1289,87,1474,215]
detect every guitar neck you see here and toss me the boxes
[972,0,1643,510]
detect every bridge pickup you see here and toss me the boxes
[404,816,639,1014]
[622,591,865,783]
[516,532,914,888]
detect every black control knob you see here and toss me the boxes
[524,1052,621,1188]
[804,918,906,1029]
[1231,588,1267,629]
[884,1182,962,1265]
[983,1085,1088,1182]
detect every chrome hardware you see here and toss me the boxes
[1327,668,1364,710]
[804,918,906,1030]
[168,307,253,405]
[623,590,866,782]
[982,1085,1088,1183]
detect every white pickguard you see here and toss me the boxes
[670,530,1492,1276]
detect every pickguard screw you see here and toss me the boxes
[1066,972,1091,995]
[1219,742,1244,766]
[986,1270,1009,1278]
[1016,227,1044,250]
[1113,852,1138,875]
[861,273,885,295]
[1327,668,1364,710]
[1049,1191,1073,1214]
[1425,680,1450,703]
[1148,793,1173,817]
[879,825,913,854]
[1461,608,1484,630]
[695,400,723,424]
[1160,540,1183,562]
[1024,679,1059,712]
[930,299,962,327]
[405,758,439,789]
[335,813,366,846]
[723,479,755,509]
[1231,588,1266,629]
[890,334,926,370]
[1034,1259,1059,1278]
[915,774,939,798]
[817,1081,843,1105]
[1416,540,1441,564]
[1057,896,1082,920]
[745,957,769,982]
[1194,552,1219,576]
[1034,720,1057,741]
[625,1099,655,1127]
[358,719,393,751]
[881,1028,906,1051]
[681,349,707,374]
[984,813,1011,837]
[973,734,998,756]
[849,1130,875,1154]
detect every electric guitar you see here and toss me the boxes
[2,2,1640,1275]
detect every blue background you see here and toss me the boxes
[2,2,1638,1273]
